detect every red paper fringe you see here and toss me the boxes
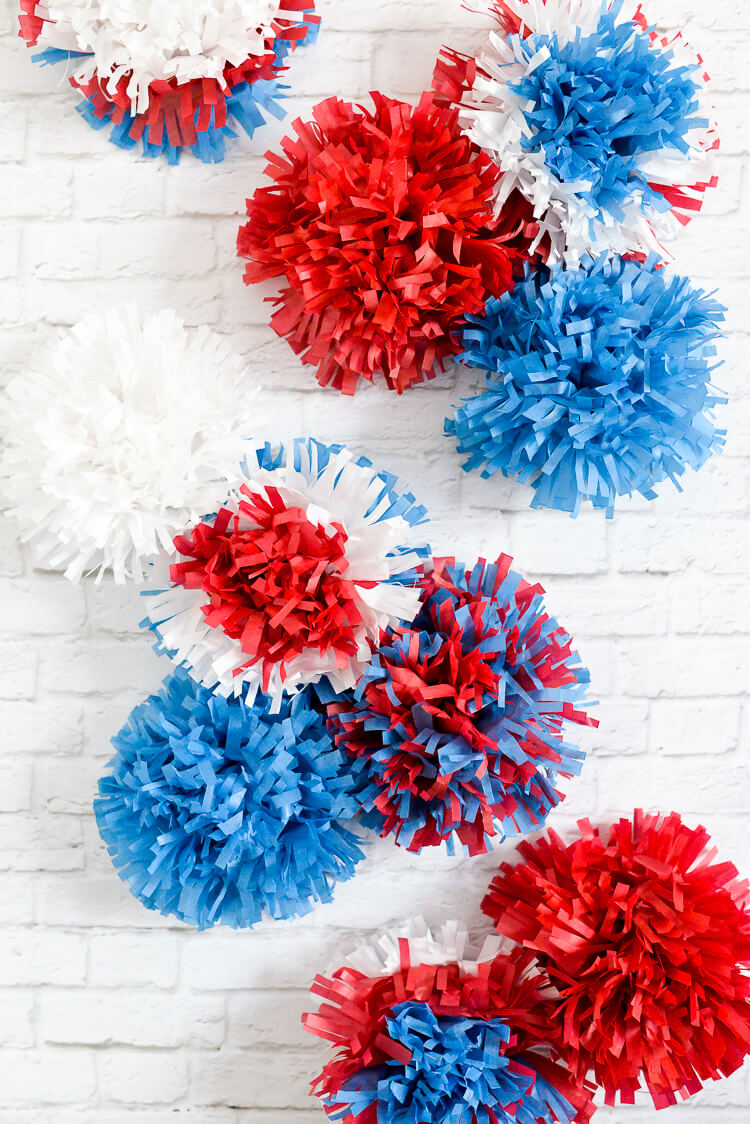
[170,485,365,689]
[482,810,750,1108]
[238,91,540,394]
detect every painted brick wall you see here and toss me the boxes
[0,0,748,1120]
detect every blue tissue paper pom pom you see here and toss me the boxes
[95,667,364,928]
[514,2,705,224]
[327,1001,578,1124]
[448,255,725,515]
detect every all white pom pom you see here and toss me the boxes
[0,308,263,583]
[38,0,290,113]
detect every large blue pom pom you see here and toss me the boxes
[327,1001,578,1124]
[95,668,364,928]
[448,255,725,515]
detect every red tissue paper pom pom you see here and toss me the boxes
[238,91,539,394]
[482,810,750,1109]
[303,921,595,1123]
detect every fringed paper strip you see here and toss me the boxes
[19,0,319,162]
[483,811,750,1109]
[448,255,725,516]
[142,439,430,703]
[95,667,364,928]
[327,555,596,855]
[238,91,539,394]
[304,918,595,1124]
[0,307,261,583]
[433,0,718,264]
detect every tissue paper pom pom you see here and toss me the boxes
[142,439,430,702]
[327,556,595,855]
[95,667,364,928]
[483,811,750,1108]
[448,255,725,516]
[238,91,539,394]
[304,919,595,1123]
[19,0,319,162]
[435,0,718,263]
[0,307,261,583]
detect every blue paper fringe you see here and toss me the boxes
[448,255,725,515]
[94,667,364,928]
[327,1001,578,1124]
[32,11,318,163]
[511,0,706,229]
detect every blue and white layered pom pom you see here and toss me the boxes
[142,439,430,703]
[95,668,364,928]
[20,0,319,163]
[448,256,725,515]
[0,308,262,582]
[438,0,718,264]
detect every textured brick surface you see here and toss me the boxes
[0,0,748,1119]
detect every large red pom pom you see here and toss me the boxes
[238,91,539,394]
[482,810,750,1108]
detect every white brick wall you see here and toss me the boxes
[0,0,748,1119]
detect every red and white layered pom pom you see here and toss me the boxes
[142,440,430,704]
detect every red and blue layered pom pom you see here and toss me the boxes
[238,91,539,393]
[327,556,596,854]
[448,255,725,516]
[483,811,750,1109]
[304,920,595,1124]
[19,0,319,163]
[95,667,364,929]
[142,439,430,704]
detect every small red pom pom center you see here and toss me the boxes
[171,485,366,683]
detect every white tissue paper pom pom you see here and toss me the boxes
[344,918,504,979]
[0,307,262,584]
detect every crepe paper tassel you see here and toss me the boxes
[142,438,430,704]
[327,555,596,856]
[448,255,726,517]
[303,918,595,1124]
[0,307,262,584]
[238,91,540,395]
[19,0,319,163]
[433,0,718,264]
[95,667,364,929]
[482,810,750,1109]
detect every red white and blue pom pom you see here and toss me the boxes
[0,307,262,583]
[238,91,539,394]
[434,0,718,264]
[303,919,595,1124]
[19,0,319,162]
[327,555,596,855]
[95,667,364,928]
[142,439,430,703]
[448,255,726,516]
[483,810,750,1109]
